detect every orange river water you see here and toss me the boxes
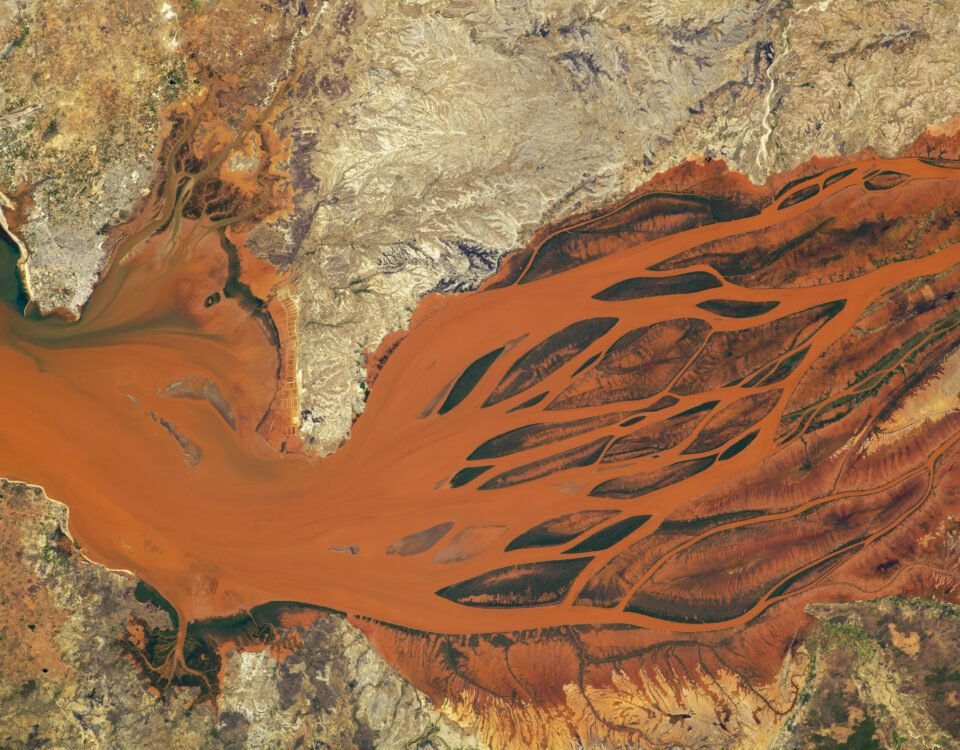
[1,156,959,635]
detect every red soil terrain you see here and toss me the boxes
[3,108,960,745]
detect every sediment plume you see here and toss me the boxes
[4,110,960,747]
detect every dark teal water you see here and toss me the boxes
[0,227,28,313]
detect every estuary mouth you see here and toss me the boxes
[4,148,960,646]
